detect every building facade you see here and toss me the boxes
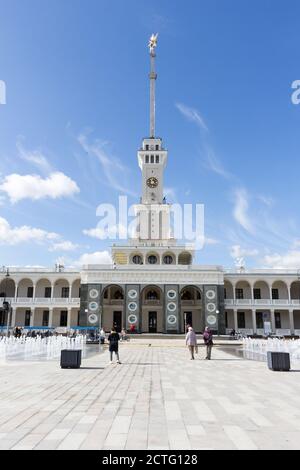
[1,37,300,336]
[1,267,300,336]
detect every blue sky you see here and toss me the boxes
[0,0,300,269]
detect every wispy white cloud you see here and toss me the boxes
[0,216,59,245]
[49,241,79,252]
[203,147,232,179]
[83,223,128,240]
[16,139,52,173]
[233,188,254,234]
[263,250,300,269]
[0,172,79,203]
[176,103,208,132]
[74,250,112,266]
[204,237,219,246]
[230,244,259,259]
[78,131,136,197]
[257,194,274,207]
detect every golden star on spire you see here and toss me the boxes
[148,33,158,53]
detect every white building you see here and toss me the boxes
[1,37,300,336]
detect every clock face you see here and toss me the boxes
[147,177,158,188]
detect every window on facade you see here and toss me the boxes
[272,289,279,300]
[275,312,281,329]
[60,310,68,327]
[163,255,173,265]
[103,289,108,299]
[236,288,244,300]
[145,155,149,163]
[145,145,149,150]
[78,288,81,298]
[77,311,80,326]
[150,155,154,163]
[181,290,192,301]
[61,287,69,298]
[155,144,159,150]
[256,312,264,329]
[25,310,31,327]
[113,290,124,300]
[148,255,158,265]
[155,155,159,163]
[225,311,228,328]
[238,312,246,329]
[224,288,227,299]
[146,290,159,300]
[132,255,143,265]
[27,287,33,298]
[253,289,261,300]
[45,287,51,298]
[42,310,49,327]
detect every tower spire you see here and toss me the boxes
[148,33,158,138]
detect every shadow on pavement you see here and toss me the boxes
[79,367,105,370]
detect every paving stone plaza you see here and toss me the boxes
[1,339,300,451]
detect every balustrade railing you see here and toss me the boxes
[225,298,299,307]
[9,297,80,305]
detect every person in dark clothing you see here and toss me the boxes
[203,327,214,360]
[108,328,121,364]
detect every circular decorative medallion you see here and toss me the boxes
[207,302,216,313]
[207,315,217,326]
[128,314,137,325]
[128,289,138,300]
[89,301,98,312]
[167,315,177,325]
[89,288,99,299]
[167,290,177,300]
[206,290,216,300]
[88,313,98,324]
[146,177,159,188]
[167,302,176,312]
[128,302,137,312]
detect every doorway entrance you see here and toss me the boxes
[184,312,193,332]
[113,311,122,332]
[149,312,157,333]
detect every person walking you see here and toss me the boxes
[185,326,198,360]
[203,326,213,360]
[108,327,121,364]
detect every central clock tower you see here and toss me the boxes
[138,137,167,205]
[133,35,171,242]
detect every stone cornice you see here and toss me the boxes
[81,269,224,285]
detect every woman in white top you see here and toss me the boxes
[185,327,198,360]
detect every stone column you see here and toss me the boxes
[67,307,72,329]
[270,309,276,333]
[252,309,257,335]
[14,283,18,302]
[30,308,35,327]
[287,283,291,304]
[48,308,53,328]
[233,309,238,331]
[269,286,273,304]
[51,283,54,300]
[11,307,16,327]
[289,309,295,336]
[233,284,236,303]
[32,284,36,300]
